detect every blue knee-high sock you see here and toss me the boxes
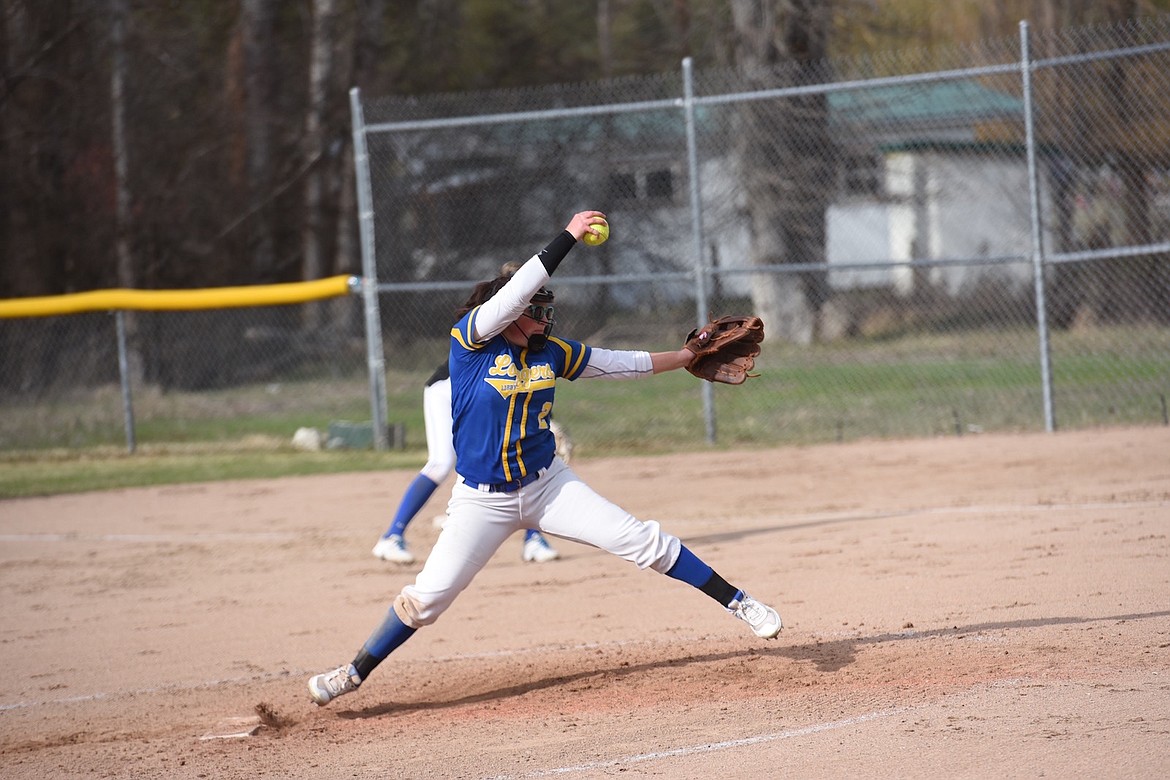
[665,545,713,588]
[363,609,417,657]
[384,474,439,538]
[353,609,417,681]
[665,545,741,607]
[523,528,540,543]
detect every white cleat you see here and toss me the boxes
[372,534,415,564]
[308,664,361,706]
[522,534,560,563]
[728,591,782,639]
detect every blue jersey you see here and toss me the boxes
[450,311,591,485]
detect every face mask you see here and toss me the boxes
[524,303,555,324]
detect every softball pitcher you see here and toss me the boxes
[309,210,782,706]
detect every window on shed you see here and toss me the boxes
[607,172,638,201]
[646,169,673,199]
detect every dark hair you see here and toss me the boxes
[455,274,512,319]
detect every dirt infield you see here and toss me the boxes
[1,427,1168,779]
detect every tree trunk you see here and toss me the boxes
[334,0,387,336]
[302,0,338,331]
[241,0,277,279]
[729,0,832,345]
[597,0,612,74]
[110,0,143,382]
[1,2,61,299]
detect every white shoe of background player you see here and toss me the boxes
[728,591,782,639]
[308,663,361,706]
[522,534,560,563]
[372,534,415,564]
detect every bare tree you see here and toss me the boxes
[729,0,833,344]
[110,0,132,291]
[598,0,613,76]
[109,0,144,383]
[240,0,277,279]
[302,0,339,331]
[1019,0,1170,326]
[330,0,388,335]
[1,2,83,299]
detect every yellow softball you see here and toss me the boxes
[583,220,610,246]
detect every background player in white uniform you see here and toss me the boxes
[309,210,782,706]
[370,359,561,564]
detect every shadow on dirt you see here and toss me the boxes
[770,608,1170,673]
[681,510,925,546]
[340,645,760,720]
[340,609,1169,719]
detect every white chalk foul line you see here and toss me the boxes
[484,707,906,779]
[0,532,298,542]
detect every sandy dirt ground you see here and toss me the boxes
[1,427,1168,779]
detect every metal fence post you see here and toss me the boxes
[114,310,136,453]
[682,57,717,444]
[1020,20,1056,433]
[350,87,390,450]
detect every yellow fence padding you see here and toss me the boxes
[0,275,359,318]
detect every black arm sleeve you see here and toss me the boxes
[537,230,576,275]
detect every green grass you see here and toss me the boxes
[0,443,426,499]
[2,324,1166,499]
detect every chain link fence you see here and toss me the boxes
[354,18,1170,451]
[0,295,372,452]
[2,18,1168,456]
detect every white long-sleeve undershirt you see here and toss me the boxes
[579,347,653,379]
